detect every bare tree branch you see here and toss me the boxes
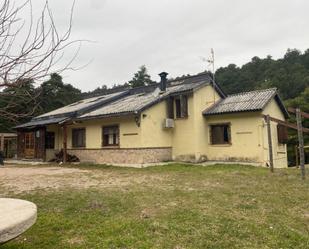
[0,0,79,123]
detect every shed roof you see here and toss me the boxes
[203,88,289,118]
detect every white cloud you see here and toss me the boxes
[28,0,309,91]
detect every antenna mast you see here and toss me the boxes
[207,48,215,83]
[200,49,216,103]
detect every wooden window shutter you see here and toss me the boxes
[180,95,188,117]
[175,98,181,118]
[167,97,174,119]
[277,124,288,144]
[182,95,188,117]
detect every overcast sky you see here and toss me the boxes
[32,0,309,91]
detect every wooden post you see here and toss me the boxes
[0,134,4,152]
[295,145,299,168]
[266,115,274,172]
[296,108,305,180]
[63,123,67,163]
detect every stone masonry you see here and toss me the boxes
[67,147,172,164]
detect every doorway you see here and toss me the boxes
[24,132,35,158]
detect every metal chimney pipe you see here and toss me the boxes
[159,72,168,92]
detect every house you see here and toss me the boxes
[0,133,17,158]
[15,72,289,167]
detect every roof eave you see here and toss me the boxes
[74,111,136,122]
[259,90,289,119]
[203,109,262,116]
[274,94,289,119]
[75,88,198,122]
[33,90,130,121]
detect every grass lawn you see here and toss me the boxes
[1,164,309,249]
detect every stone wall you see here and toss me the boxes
[67,147,172,165]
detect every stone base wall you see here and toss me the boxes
[67,147,172,164]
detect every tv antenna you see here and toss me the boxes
[200,48,215,82]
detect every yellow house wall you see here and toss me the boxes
[171,93,196,160]
[46,116,141,150]
[203,99,288,168]
[172,85,221,161]
[204,113,264,163]
[194,85,221,161]
[262,99,288,168]
[140,101,172,148]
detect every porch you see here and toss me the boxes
[16,125,67,162]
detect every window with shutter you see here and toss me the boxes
[175,95,188,118]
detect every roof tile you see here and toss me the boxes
[203,88,277,115]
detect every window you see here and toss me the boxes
[210,124,231,145]
[45,132,55,149]
[175,95,188,118]
[72,128,86,148]
[277,124,288,144]
[102,125,119,146]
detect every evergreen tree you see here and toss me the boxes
[128,65,154,88]
[0,79,39,132]
[37,73,82,115]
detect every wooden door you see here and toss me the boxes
[24,132,35,158]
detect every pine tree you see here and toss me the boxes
[128,65,154,88]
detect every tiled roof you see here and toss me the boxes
[203,88,288,117]
[79,77,209,119]
[37,91,127,119]
[16,73,214,128]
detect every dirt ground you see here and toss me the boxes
[0,164,164,194]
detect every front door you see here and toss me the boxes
[24,132,35,158]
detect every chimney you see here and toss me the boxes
[159,72,168,92]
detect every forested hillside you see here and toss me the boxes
[216,49,309,100]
